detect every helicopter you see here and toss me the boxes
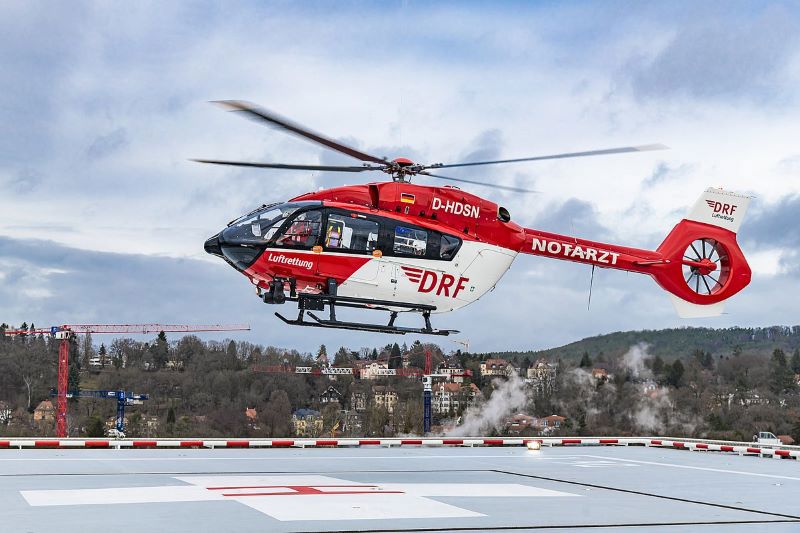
[198,101,751,336]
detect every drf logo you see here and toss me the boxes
[705,200,737,215]
[401,266,469,297]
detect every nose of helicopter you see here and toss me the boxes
[204,233,223,258]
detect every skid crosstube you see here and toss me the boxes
[274,293,458,336]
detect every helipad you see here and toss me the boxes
[3,445,800,532]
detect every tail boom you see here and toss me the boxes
[520,188,752,310]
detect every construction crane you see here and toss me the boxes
[51,389,149,437]
[451,339,470,354]
[3,323,249,437]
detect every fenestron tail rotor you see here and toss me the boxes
[194,100,667,193]
[681,238,731,296]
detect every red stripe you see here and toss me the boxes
[720,445,734,452]
[696,443,708,449]
[651,439,662,445]
[226,440,249,448]
[35,440,59,447]
[271,440,294,447]
[181,440,205,448]
[599,439,618,444]
[775,450,790,457]
[442,439,463,445]
[358,439,381,445]
[561,439,582,445]
[401,267,423,273]
[132,440,158,448]
[672,442,685,448]
[0,440,10,447]
[222,490,404,497]
[315,440,338,446]
[746,447,761,454]
[483,439,504,446]
[401,439,422,445]
[85,440,110,448]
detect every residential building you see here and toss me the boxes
[350,390,367,412]
[320,386,344,405]
[33,400,55,423]
[372,385,398,413]
[591,368,610,381]
[541,415,565,434]
[360,361,390,380]
[292,408,323,437]
[526,358,557,395]
[432,382,481,415]
[480,358,517,377]
[506,413,537,434]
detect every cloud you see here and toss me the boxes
[625,5,800,102]
[86,128,128,160]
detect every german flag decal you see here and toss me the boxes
[400,192,416,204]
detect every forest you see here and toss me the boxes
[1,324,799,441]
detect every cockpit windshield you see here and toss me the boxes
[221,201,321,245]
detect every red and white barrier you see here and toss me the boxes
[1,436,799,459]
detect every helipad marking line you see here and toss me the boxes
[585,454,800,482]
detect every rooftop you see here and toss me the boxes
[3,442,799,531]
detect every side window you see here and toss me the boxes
[440,234,462,259]
[394,226,428,256]
[325,213,379,253]
[275,210,322,248]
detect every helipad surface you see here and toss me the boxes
[2,446,800,532]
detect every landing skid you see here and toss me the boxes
[274,293,458,336]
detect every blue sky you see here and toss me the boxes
[1,1,799,353]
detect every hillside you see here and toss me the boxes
[483,326,800,362]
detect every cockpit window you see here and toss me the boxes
[274,210,322,248]
[221,202,320,245]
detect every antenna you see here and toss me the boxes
[588,265,596,311]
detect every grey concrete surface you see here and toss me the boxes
[1,445,799,532]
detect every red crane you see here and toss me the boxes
[3,323,249,437]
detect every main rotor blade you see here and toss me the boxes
[419,171,538,193]
[214,100,387,165]
[191,159,384,173]
[427,144,668,170]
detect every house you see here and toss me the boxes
[33,400,55,423]
[350,390,368,412]
[506,413,537,434]
[432,382,481,415]
[0,401,12,425]
[371,385,398,413]
[591,368,610,381]
[360,361,390,380]
[245,407,258,421]
[320,386,344,405]
[436,360,467,383]
[292,408,323,437]
[480,358,517,377]
[341,410,363,435]
[526,358,557,394]
[541,415,565,434]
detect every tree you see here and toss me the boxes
[333,346,351,366]
[98,344,108,369]
[263,390,292,437]
[769,349,794,394]
[791,348,800,375]
[666,360,684,388]
[151,331,169,370]
[166,406,176,425]
[652,355,665,376]
[86,416,106,438]
[316,344,328,365]
[579,352,593,368]
[389,343,403,369]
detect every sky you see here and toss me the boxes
[1,1,799,354]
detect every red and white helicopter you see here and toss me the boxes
[199,101,751,336]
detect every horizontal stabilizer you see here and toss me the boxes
[669,294,725,318]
